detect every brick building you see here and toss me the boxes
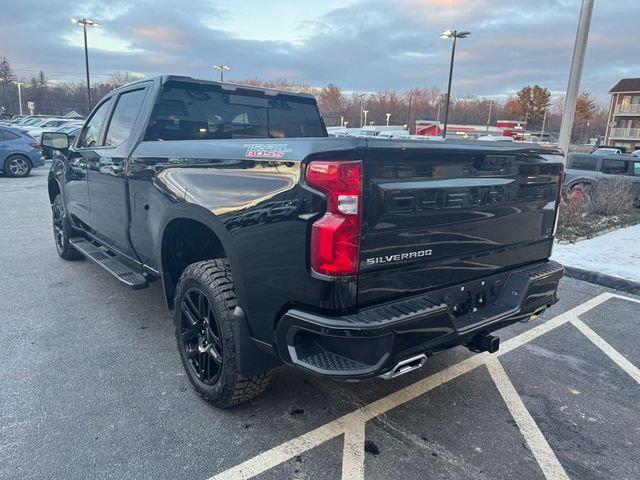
[604,78,640,151]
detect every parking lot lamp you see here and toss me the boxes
[71,17,100,111]
[486,100,494,133]
[363,109,369,126]
[213,64,231,82]
[14,81,23,116]
[385,113,391,126]
[440,30,470,138]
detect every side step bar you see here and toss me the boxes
[69,238,148,290]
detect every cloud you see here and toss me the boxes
[0,0,638,101]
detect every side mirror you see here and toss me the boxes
[41,132,70,150]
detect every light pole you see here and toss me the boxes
[213,64,231,82]
[71,17,100,111]
[440,30,470,138]
[558,0,594,158]
[363,110,369,126]
[584,120,590,142]
[385,113,391,126]
[14,81,23,116]
[406,96,412,133]
[486,100,494,133]
[358,93,365,127]
[541,107,548,136]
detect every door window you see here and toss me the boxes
[0,129,20,141]
[570,157,597,170]
[78,98,113,148]
[103,89,146,147]
[601,159,629,175]
[632,162,640,177]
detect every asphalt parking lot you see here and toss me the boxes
[1,167,639,480]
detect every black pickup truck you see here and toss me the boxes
[43,76,564,408]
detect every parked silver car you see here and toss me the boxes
[564,153,640,202]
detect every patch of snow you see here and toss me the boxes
[552,223,640,283]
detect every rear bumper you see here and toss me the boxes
[275,260,564,379]
[29,149,45,168]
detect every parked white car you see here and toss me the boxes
[592,147,623,155]
[375,130,411,139]
[477,135,514,142]
[31,121,85,143]
[23,119,75,141]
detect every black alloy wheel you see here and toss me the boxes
[174,259,271,407]
[52,200,66,254]
[51,194,83,260]
[180,287,224,386]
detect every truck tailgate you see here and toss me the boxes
[358,140,562,306]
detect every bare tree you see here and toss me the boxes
[110,72,144,88]
[516,85,551,129]
[0,56,15,112]
[317,84,345,125]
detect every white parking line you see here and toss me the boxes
[571,318,640,385]
[341,419,366,480]
[486,358,570,480]
[207,292,636,480]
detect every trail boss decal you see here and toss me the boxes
[366,249,433,266]
[244,143,293,158]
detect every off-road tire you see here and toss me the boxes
[174,259,271,408]
[52,194,84,260]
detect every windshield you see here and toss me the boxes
[144,82,325,141]
[57,124,83,133]
[29,119,50,127]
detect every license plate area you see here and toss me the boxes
[431,273,510,318]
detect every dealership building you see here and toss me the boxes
[415,119,527,140]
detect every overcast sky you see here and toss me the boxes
[1,0,638,102]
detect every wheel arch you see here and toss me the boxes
[5,151,32,163]
[48,177,61,204]
[157,206,242,310]
[565,176,594,190]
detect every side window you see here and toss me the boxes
[103,89,146,147]
[632,162,640,177]
[601,159,629,175]
[78,98,113,148]
[570,157,597,170]
[0,130,20,140]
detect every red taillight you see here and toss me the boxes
[306,160,363,276]
[30,143,41,149]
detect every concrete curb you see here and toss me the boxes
[564,266,640,296]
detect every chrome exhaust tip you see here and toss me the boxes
[379,354,427,380]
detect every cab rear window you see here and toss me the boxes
[145,82,325,141]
